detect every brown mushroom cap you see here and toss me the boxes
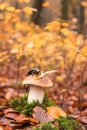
[23,75,53,87]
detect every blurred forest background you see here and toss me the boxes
[0,0,87,119]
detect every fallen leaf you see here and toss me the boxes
[5,88,18,101]
[20,65,27,70]
[16,114,38,124]
[17,0,23,3]
[23,7,33,14]
[0,117,13,126]
[4,112,19,120]
[77,116,87,124]
[24,0,30,3]
[0,3,8,10]
[4,107,38,125]
[33,106,54,123]
[4,108,18,115]
[15,9,21,13]
[81,102,87,110]
[46,106,66,119]
[6,6,15,12]
[0,126,4,130]
[4,125,12,130]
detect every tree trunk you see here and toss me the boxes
[77,0,84,33]
[61,0,69,19]
[31,0,44,24]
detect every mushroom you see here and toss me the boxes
[23,68,57,104]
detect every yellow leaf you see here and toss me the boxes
[15,22,23,29]
[57,76,64,81]
[27,42,34,48]
[45,21,61,31]
[20,66,27,70]
[5,13,12,21]
[15,9,21,13]
[62,22,69,27]
[24,0,30,3]
[60,89,67,94]
[42,1,50,7]
[0,3,8,10]
[18,0,23,3]
[12,14,19,23]
[23,7,33,14]
[0,52,7,57]
[0,14,4,20]
[6,6,15,12]
[46,106,66,119]
[60,28,71,36]
[80,1,87,7]
[0,55,9,63]
[0,58,4,63]
[10,49,19,54]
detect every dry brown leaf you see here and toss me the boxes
[0,126,4,130]
[4,112,18,120]
[81,109,87,116]
[0,117,13,126]
[4,107,38,124]
[4,125,12,130]
[33,106,54,123]
[77,116,87,124]
[81,102,87,110]
[5,88,18,101]
[0,112,3,116]
[46,106,66,119]
[0,105,8,116]
[16,114,38,124]
[4,108,18,115]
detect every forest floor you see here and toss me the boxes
[0,63,87,130]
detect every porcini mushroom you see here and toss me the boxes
[23,68,57,104]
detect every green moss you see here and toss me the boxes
[34,116,82,130]
[10,94,82,130]
[41,94,57,108]
[10,94,40,116]
[34,122,58,130]
[57,116,82,130]
[10,93,56,116]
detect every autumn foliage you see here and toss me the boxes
[0,0,87,129]
[0,1,87,74]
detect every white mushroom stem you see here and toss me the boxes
[28,85,44,104]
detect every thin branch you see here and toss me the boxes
[78,61,87,111]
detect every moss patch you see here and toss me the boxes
[10,93,56,116]
[57,116,82,130]
[34,122,58,130]
[10,94,82,130]
[34,116,82,130]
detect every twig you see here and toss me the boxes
[16,42,21,86]
[66,38,85,84]
[78,61,87,112]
